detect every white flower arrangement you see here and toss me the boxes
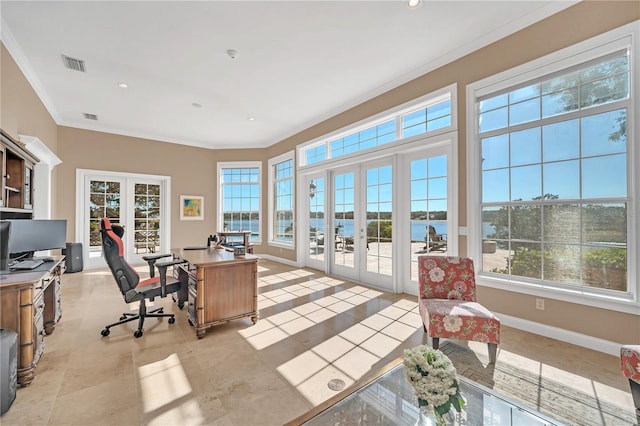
[403,344,464,425]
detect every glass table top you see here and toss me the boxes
[296,362,562,426]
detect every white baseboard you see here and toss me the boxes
[256,254,301,268]
[496,312,622,356]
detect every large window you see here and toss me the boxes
[218,162,261,243]
[468,24,637,307]
[268,153,294,246]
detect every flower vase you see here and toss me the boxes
[416,406,457,426]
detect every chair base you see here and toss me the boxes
[427,333,498,364]
[100,300,175,338]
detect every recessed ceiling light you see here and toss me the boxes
[192,103,202,108]
[248,117,255,121]
[407,0,421,8]
[117,83,128,89]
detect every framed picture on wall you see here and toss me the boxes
[180,195,204,220]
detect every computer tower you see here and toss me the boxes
[64,242,83,273]
[0,328,17,416]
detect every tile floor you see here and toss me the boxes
[1,259,634,425]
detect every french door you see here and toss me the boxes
[330,159,394,291]
[300,135,454,295]
[76,170,170,269]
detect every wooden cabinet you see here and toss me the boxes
[172,248,258,339]
[1,130,38,214]
[0,257,65,386]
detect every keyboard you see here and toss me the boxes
[11,259,45,270]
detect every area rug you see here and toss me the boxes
[440,342,636,426]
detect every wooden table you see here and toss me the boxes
[171,247,258,338]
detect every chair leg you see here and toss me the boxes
[488,343,498,364]
[431,337,440,350]
[629,379,640,424]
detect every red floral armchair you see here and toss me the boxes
[621,345,640,422]
[418,256,500,363]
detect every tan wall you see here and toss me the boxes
[1,44,60,216]
[57,126,273,251]
[2,2,638,342]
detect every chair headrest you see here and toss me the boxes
[102,218,125,238]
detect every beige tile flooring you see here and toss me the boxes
[1,259,634,425]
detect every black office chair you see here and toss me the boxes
[100,218,184,338]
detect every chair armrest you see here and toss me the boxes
[155,259,187,298]
[142,253,173,277]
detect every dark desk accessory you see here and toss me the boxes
[184,246,207,250]
[207,234,218,248]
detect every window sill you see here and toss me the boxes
[476,273,639,315]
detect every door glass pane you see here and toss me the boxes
[89,180,120,258]
[410,156,447,281]
[366,166,392,276]
[309,178,325,262]
[134,183,161,254]
[334,172,355,269]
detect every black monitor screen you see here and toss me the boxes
[0,220,10,270]
[7,219,67,255]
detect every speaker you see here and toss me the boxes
[0,328,17,416]
[64,242,83,273]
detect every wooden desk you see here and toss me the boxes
[0,256,65,386]
[172,248,258,338]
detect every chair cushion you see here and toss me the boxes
[621,345,640,382]
[418,256,476,301]
[136,276,182,299]
[419,298,500,344]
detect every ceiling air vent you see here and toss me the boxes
[83,113,98,120]
[61,54,86,72]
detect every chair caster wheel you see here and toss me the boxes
[101,328,110,337]
[168,317,175,324]
[120,315,127,320]
[134,330,143,338]
[178,301,184,310]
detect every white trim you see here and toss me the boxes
[217,161,262,244]
[19,135,62,220]
[267,151,295,248]
[466,21,640,313]
[257,254,302,268]
[496,312,622,356]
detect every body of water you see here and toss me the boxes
[228,219,495,242]
[310,219,446,241]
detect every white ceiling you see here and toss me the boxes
[1,1,576,150]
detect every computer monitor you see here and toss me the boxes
[0,221,10,270]
[7,219,67,258]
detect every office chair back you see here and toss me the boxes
[101,218,142,303]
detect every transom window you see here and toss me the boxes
[476,48,631,296]
[301,90,453,166]
[218,163,261,242]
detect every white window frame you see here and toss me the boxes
[466,21,639,314]
[298,84,456,169]
[217,161,262,244]
[268,151,295,249]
